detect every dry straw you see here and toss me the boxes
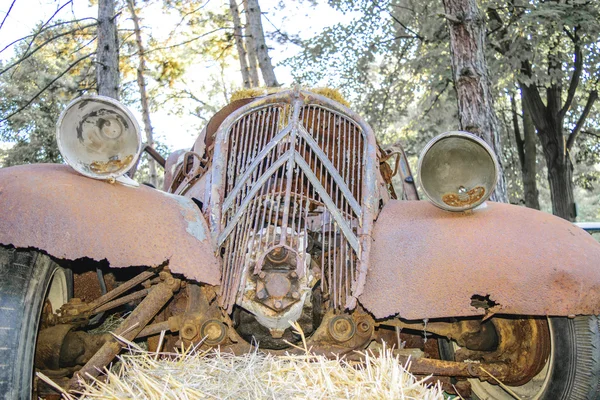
[56,320,448,399]
[69,340,445,400]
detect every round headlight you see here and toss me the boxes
[417,131,499,212]
[56,95,142,179]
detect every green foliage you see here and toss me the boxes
[0,21,96,167]
[284,0,456,154]
[285,0,600,219]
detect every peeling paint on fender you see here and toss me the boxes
[360,200,600,320]
[0,164,221,285]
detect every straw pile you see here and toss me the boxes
[38,320,447,399]
[58,343,446,400]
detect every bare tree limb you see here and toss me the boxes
[559,30,582,119]
[0,52,94,124]
[144,27,230,54]
[0,18,97,55]
[582,130,600,140]
[171,0,211,35]
[566,89,598,150]
[373,1,425,42]
[0,0,17,32]
[563,26,576,42]
[0,22,96,75]
[422,79,450,118]
[21,0,74,58]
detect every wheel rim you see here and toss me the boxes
[46,268,69,313]
[465,318,554,400]
[34,267,70,396]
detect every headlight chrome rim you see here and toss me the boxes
[417,130,499,212]
[56,95,142,180]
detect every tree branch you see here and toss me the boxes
[21,0,74,58]
[582,130,600,140]
[559,30,582,119]
[0,52,95,124]
[0,0,16,32]
[422,79,451,118]
[373,1,425,42]
[0,22,97,75]
[144,27,231,54]
[518,59,548,130]
[566,89,598,150]
[0,18,97,55]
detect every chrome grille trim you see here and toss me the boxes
[210,89,378,312]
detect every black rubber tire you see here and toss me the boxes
[0,247,69,400]
[440,316,600,400]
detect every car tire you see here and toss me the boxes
[440,316,600,400]
[0,246,70,400]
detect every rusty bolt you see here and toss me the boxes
[289,271,298,279]
[256,289,268,300]
[258,272,266,279]
[291,291,300,299]
[357,320,371,334]
[181,324,198,341]
[200,320,227,345]
[274,301,283,309]
[328,315,356,342]
[266,247,289,264]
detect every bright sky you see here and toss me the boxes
[0,0,355,150]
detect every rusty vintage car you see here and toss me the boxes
[1,88,600,399]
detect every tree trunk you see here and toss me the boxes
[229,0,251,88]
[520,71,577,221]
[245,0,278,87]
[243,0,260,87]
[127,0,157,187]
[442,0,507,202]
[510,94,540,209]
[546,155,575,220]
[521,100,540,210]
[539,123,576,220]
[97,0,119,99]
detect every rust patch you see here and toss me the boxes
[0,164,221,285]
[442,186,485,207]
[73,271,117,302]
[89,155,134,174]
[360,200,600,320]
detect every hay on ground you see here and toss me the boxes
[72,343,446,400]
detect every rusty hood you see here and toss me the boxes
[360,200,600,320]
[0,164,220,284]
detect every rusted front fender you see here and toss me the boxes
[360,200,600,320]
[0,164,220,284]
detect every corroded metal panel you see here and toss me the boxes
[360,200,600,320]
[0,164,220,284]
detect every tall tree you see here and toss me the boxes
[242,0,260,87]
[245,0,278,87]
[442,0,507,202]
[229,0,252,88]
[127,0,157,187]
[487,0,600,220]
[97,0,119,99]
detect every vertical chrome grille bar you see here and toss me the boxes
[211,90,376,311]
